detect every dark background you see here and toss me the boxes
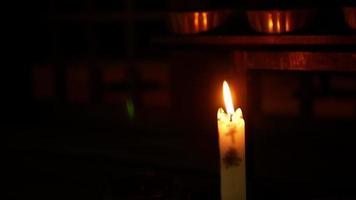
[10,0,356,199]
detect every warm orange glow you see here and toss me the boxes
[285,13,291,32]
[285,19,290,32]
[194,12,199,31]
[276,13,281,33]
[268,13,273,32]
[223,81,234,114]
[202,12,208,30]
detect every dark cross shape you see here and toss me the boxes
[223,147,242,169]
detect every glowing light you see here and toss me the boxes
[223,81,234,114]
[285,13,291,32]
[268,13,273,32]
[194,12,199,31]
[202,12,208,31]
[126,98,135,120]
[276,13,281,33]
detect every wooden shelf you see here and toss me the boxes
[153,35,356,46]
[235,51,356,71]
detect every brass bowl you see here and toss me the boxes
[168,10,232,34]
[343,7,356,29]
[246,9,315,34]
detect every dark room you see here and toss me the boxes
[9,0,356,199]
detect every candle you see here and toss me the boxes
[217,81,246,200]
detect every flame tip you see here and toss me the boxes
[223,81,234,114]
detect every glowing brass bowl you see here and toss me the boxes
[246,9,315,34]
[168,10,232,34]
[343,7,356,29]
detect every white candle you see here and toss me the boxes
[217,81,246,200]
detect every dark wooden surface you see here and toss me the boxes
[236,51,356,71]
[153,35,356,46]
[9,103,356,199]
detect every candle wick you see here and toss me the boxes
[229,114,233,122]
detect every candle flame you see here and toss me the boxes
[223,81,234,114]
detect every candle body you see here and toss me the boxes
[217,108,246,200]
